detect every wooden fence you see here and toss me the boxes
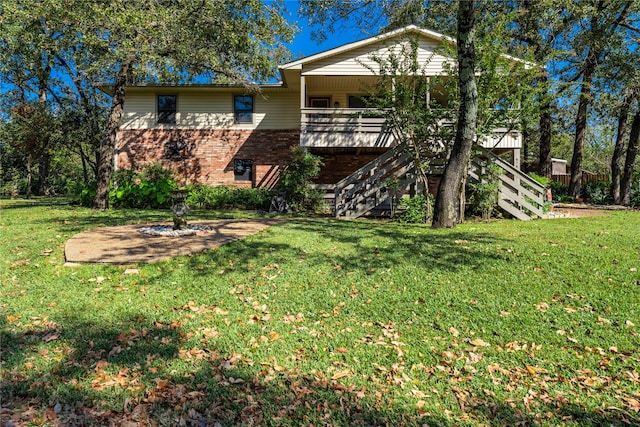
[552,173,609,186]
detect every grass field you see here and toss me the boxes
[1,198,639,426]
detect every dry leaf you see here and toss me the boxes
[331,370,351,380]
[269,331,281,341]
[469,338,490,347]
[535,302,549,312]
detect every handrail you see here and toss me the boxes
[334,143,413,218]
[471,146,545,219]
[334,143,406,189]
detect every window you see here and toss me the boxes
[308,97,330,108]
[157,95,177,124]
[234,95,254,123]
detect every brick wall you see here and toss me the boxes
[313,153,381,185]
[116,129,299,188]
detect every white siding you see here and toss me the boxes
[302,37,453,76]
[479,130,522,149]
[121,88,300,130]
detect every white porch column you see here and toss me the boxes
[300,75,306,109]
[513,148,521,170]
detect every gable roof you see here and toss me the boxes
[280,25,454,71]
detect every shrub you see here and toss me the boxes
[186,184,274,210]
[278,146,325,212]
[232,187,274,210]
[110,163,177,208]
[550,180,568,201]
[630,172,640,207]
[78,181,97,207]
[467,163,501,219]
[583,180,611,205]
[394,194,434,223]
[529,173,552,188]
[187,184,232,209]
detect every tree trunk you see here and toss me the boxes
[569,0,630,197]
[37,151,51,195]
[433,0,477,228]
[568,47,597,198]
[25,154,32,199]
[610,91,633,204]
[93,61,131,210]
[620,109,640,206]
[538,94,553,178]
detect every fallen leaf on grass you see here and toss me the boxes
[269,331,281,341]
[525,365,549,377]
[331,370,351,380]
[535,302,549,312]
[202,328,220,339]
[11,259,30,268]
[469,338,490,347]
[623,397,640,412]
[42,331,60,342]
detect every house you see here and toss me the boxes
[114,25,544,219]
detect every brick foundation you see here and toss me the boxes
[116,129,300,188]
[313,153,381,185]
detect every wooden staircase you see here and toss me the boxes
[469,148,545,220]
[333,145,545,220]
[333,144,416,218]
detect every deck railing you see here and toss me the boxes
[301,108,387,133]
[301,108,522,149]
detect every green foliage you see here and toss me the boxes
[109,164,177,209]
[467,163,502,219]
[394,194,434,223]
[529,173,552,188]
[78,181,97,207]
[363,37,457,190]
[278,146,325,212]
[187,184,274,210]
[550,180,569,201]
[630,172,640,207]
[583,180,611,205]
[187,184,233,209]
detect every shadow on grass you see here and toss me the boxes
[180,218,508,278]
[27,207,277,235]
[2,313,637,426]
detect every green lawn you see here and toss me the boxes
[1,198,639,426]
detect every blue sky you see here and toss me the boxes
[282,0,373,59]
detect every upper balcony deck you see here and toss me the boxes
[300,108,522,150]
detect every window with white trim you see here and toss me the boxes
[157,94,177,124]
[234,95,254,124]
